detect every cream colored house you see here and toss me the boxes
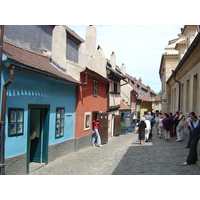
[159,25,199,115]
[118,65,157,119]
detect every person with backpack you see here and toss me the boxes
[183,112,200,166]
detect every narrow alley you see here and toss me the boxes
[30,127,200,175]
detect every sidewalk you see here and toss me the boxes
[30,127,200,175]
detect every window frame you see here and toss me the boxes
[93,80,98,97]
[55,108,65,139]
[8,108,24,137]
[114,82,118,93]
[84,112,91,131]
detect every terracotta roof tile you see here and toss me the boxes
[3,41,81,85]
[119,101,130,110]
[138,94,152,102]
[177,40,186,45]
[175,40,186,50]
[155,95,161,101]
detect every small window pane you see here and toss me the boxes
[61,109,65,118]
[17,122,23,133]
[10,123,16,134]
[18,111,23,122]
[10,110,16,122]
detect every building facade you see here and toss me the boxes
[2,39,80,174]
[159,25,199,115]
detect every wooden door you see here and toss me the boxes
[114,115,121,136]
[97,112,108,144]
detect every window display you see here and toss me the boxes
[55,108,65,138]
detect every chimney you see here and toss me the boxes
[121,63,126,75]
[85,25,96,56]
[91,45,107,78]
[51,26,66,67]
[110,51,116,69]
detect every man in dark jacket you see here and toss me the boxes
[163,113,172,142]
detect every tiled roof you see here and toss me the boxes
[3,41,81,85]
[175,40,186,50]
[138,94,152,102]
[119,101,130,110]
[154,95,161,101]
[177,40,186,45]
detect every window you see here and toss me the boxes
[84,112,91,131]
[93,80,98,97]
[55,108,65,138]
[8,108,24,136]
[114,82,118,93]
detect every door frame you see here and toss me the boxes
[26,104,50,174]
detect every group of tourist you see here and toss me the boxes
[137,111,200,166]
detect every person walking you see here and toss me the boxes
[154,114,159,135]
[163,113,172,142]
[92,117,102,147]
[185,113,191,149]
[183,112,200,166]
[158,115,164,138]
[176,111,185,142]
[173,111,179,136]
[138,117,146,145]
[147,112,154,140]
[145,116,151,142]
[169,113,174,137]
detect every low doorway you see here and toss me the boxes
[27,105,50,174]
[92,111,108,144]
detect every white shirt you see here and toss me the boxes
[145,119,151,131]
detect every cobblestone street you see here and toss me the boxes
[30,127,200,175]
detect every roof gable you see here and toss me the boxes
[3,41,81,85]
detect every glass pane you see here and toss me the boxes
[56,128,60,138]
[61,119,64,127]
[10,110,16,122]
[56,119,60,128]
[17,122,23,133]
[10,123,16,134]
[57,109,61,119]
[18,110,23,122]
[61,109,65,118]
[60,127,64,136]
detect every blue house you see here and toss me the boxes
[1,41,81,174]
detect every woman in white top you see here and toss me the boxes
[176,111,185,142]
[158,115,164,138]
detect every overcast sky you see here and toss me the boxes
[68,25,183,93]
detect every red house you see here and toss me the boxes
[75,67,109,148]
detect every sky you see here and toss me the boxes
[68,25,183,93]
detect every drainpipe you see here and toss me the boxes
[172,70,181,111]
[0,25,5,175]
[0,64,14,175]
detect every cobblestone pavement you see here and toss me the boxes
[30,127,200,175]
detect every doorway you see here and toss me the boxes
[92,111,108,144]
[27,105,50,174]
